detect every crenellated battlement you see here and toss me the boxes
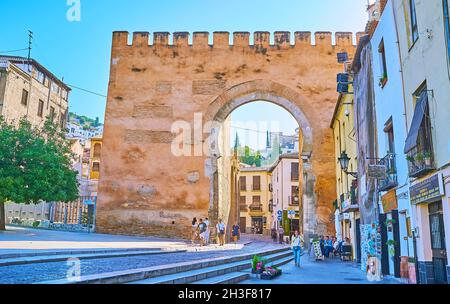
[112,31,365,49]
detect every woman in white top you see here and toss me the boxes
[291,230,304,267]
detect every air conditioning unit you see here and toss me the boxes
[337,83,349,93]
[337,52,348,63]
[337,73,349,83]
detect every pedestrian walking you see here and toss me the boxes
[231,224,240,245]
[204,217,210,245]
[278,226,285,244]
[271,228,277,242]
[291,230,304,267]
[191,217,198,245]
[198,219,208,246]
[216,219,226,246]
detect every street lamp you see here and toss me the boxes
[338,151,358,178]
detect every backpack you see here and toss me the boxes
[199,223,206,233]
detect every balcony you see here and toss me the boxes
[378,153,398,191]
[341,187,359,213]
[249,204,263,212]
[407,148,435,178]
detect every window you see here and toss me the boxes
[410,0,419,44]
[252,196,261,204]
[384,118,395,154]
[240,176,247,191]
[36,70,45,84]
[21,89,28,106]
[291,162,299,181]
[252,176,261,191]
[444,0,450,70]
[51,82,60,94]
[92,162,100,172]
[291,186,299,205]
[239,196,246,206]
[49,106,55,122]
[378,39,388,86]
[93,143,102,158]
[37,100,44,117]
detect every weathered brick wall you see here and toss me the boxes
[97,31,360,239]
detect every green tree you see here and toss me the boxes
[239,146,262,167]
[0,117,79,230]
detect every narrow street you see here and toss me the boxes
[0,227,398,284]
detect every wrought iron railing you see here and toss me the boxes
[407,147,435,178]
[249,204,263,212]
[378,153,398,191]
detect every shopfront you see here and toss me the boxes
[380,189,401,278]
[410,173,448,284]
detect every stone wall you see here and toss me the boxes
[97,31,359,238]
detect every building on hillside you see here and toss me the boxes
[393,0,450,284]
[269,153,301,239]
[67,121,103,140]
[330,81,361,264]
[370,0,416,283]
[238,167,272,235]
[0,56,70,128]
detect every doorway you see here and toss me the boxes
[428,201,448,284]
[355,218,362,263]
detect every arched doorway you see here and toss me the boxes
[204,80,317,244]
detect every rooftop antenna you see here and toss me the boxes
[27,30,33,72]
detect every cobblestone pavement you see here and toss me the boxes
[0,227,284,284]
[240,253,403,285]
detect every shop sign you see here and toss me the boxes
[409,174,445,205]
[381,189,398,213]
[367,164,387,179]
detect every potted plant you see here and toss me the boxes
[379,72,388,87]
[386,240,397,256]
[423,151,432,166]
[260,266,283,280]
[251,255,265,274]
[415,153,424,164]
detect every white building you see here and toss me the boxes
[370,0,415,282]
[393,0,450,284]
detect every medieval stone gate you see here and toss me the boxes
[96,31,358,240]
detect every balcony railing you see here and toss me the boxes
[407,148,435,178]
[249,204,263,212]
[378,153,398,191]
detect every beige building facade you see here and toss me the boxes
[238,167,272,235]
[0,56,70,128]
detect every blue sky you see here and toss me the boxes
[1,0,368,127]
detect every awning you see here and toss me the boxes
[404,91,428,153]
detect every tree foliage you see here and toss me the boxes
[0,117,79,230]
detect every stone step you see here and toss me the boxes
[38,246,291,284]
[130,250,292,284]
[0,247,165,260]
[192,255,294,285]
[0,249,186,267]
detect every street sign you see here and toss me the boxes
[83,199,94,206]
[368,164,387,179]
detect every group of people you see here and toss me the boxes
[191,218,241,247]
[318,235,351,258]
[191,217,211,246]
[271,226,287,244]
